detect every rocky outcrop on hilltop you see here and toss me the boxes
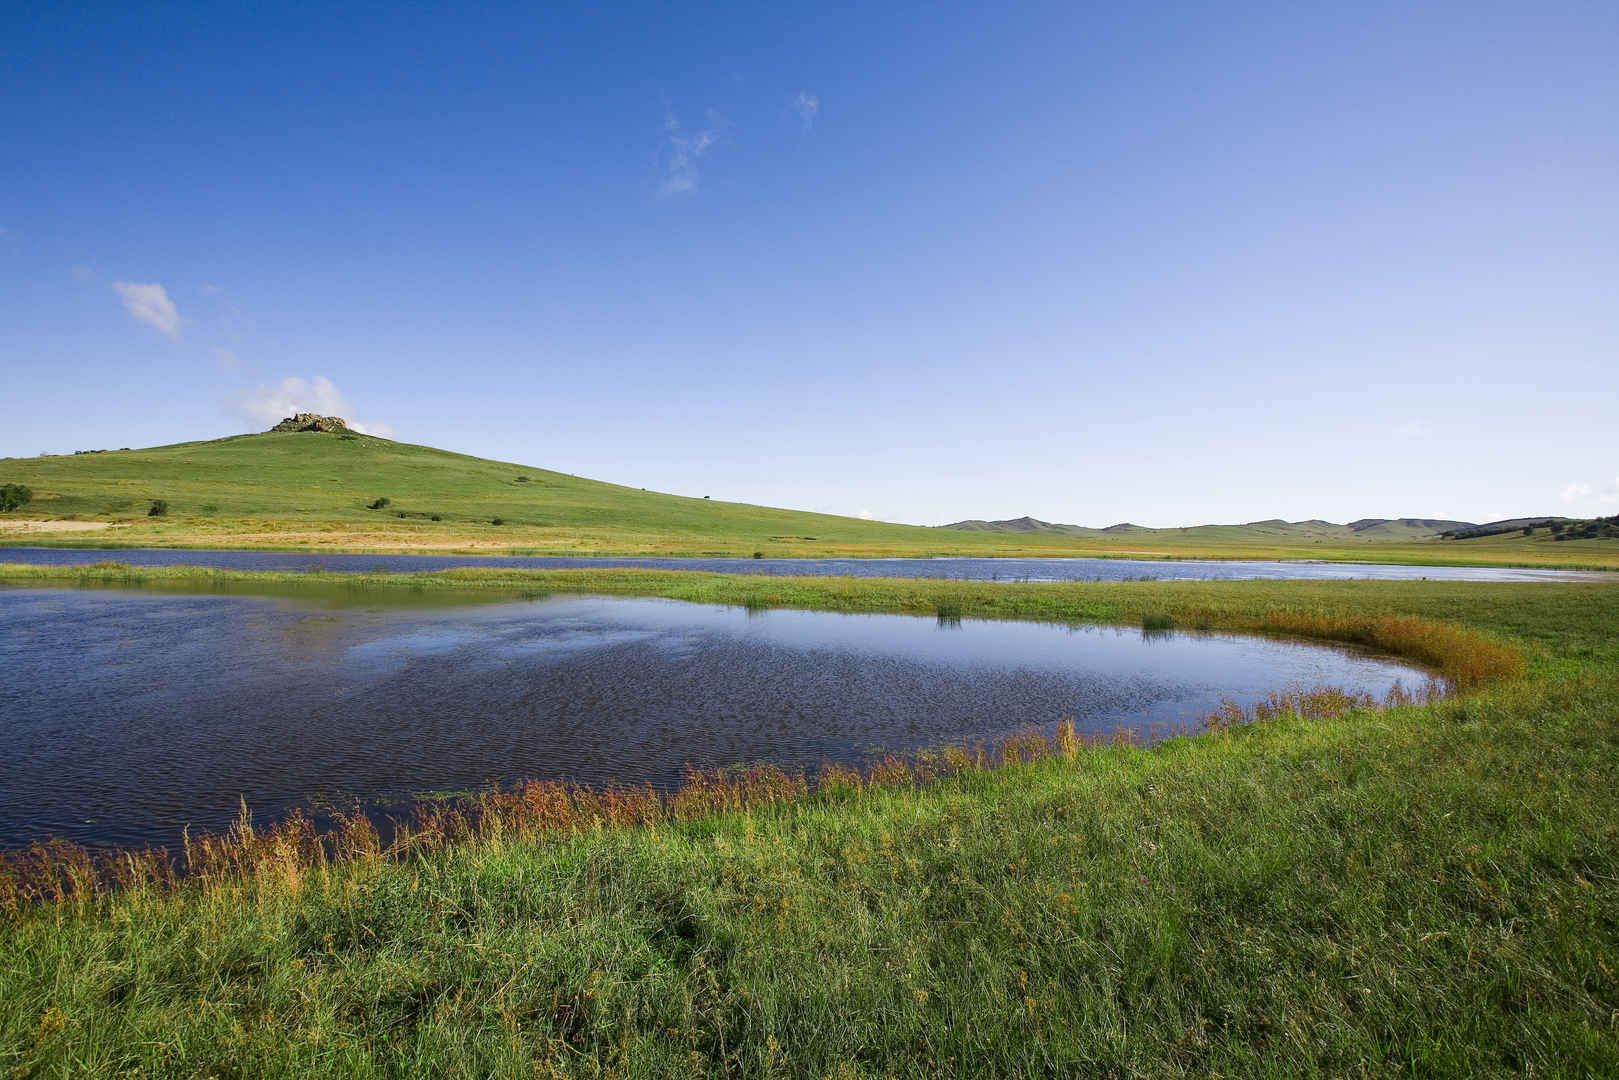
[270,413,351,433]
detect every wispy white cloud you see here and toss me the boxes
[231,376,394,438]
[113,281,183,336]
[791,90,820,129]
[659,107,727,196]
[1559,476,1619,508]
[857,508,875,520]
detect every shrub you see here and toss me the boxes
[491,517,505,526]
[147,500,168,517]
[430,514,442,521]
[752,550,764,559]
[0,484,31,511]
[1522,525,1534,536]
[1142,613,1175,633]
[367,497,390,510]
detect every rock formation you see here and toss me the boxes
[270,413,351,433]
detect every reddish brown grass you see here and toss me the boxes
[0,678,1445,919]
[1250,613,1524,689]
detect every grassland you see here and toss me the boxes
[1,566,1616,1076]
[3,432,1615,568]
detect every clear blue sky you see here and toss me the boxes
[4,1,1615,526]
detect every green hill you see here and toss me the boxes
[0,431,1020,557]
[1,430,1614,567]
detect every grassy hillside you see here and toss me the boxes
[1,570,1615,1076]
[0,432,1012,558]
[2,431,1615,567]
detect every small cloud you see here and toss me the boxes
[857,508,875,520]
[113,281,183,337]
[210,347,240,371]
[791,91,820,129]
[201,283,223,296]
[659,107,727,196]
[1393,419,1433,438]
[1559,476,1619,508]
[230,375,394,437]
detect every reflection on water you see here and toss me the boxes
[1,588,1430,850]
[0,546,1603,582]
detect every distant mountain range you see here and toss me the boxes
[937,516,1572,542]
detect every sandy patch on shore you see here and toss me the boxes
[0,520,126,534]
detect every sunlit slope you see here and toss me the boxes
[0,432,1074,557]
[1,432,1614,566]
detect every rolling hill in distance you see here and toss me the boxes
[944,515,1488,541]
[0,426,1613,568]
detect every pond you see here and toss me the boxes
[0,587,1432,850]
[0,546,1602,582]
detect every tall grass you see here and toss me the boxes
[0,681,1445,920]
[3,676,1616,1076]
[0,575,1615,1076]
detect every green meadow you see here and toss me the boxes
[1,566,1616,1076]
[2,431,1615,568]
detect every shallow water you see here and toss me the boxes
[0,588,1431,850]
[0,546,1602,582]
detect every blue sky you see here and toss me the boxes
[4,1,1616,526]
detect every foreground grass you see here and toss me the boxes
[1,573,1616,1076]
[4,432,1615,567]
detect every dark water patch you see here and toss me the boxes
[0,589,1430,850]
[0,546,1604,582]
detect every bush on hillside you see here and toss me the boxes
[147,500,169,517]
[0,484,32,511]
[368,497,390,510]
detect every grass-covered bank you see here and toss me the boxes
[1,571,1616,1075]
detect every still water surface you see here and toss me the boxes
[0,546,1600,582]
[2,588,1429,850]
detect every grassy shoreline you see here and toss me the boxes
[5,533,1618,572]
[1,570,1616,1075]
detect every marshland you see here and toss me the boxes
[2,562,1615,1075]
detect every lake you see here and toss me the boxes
[0,546,1603,582]
[1,587,1431,850]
